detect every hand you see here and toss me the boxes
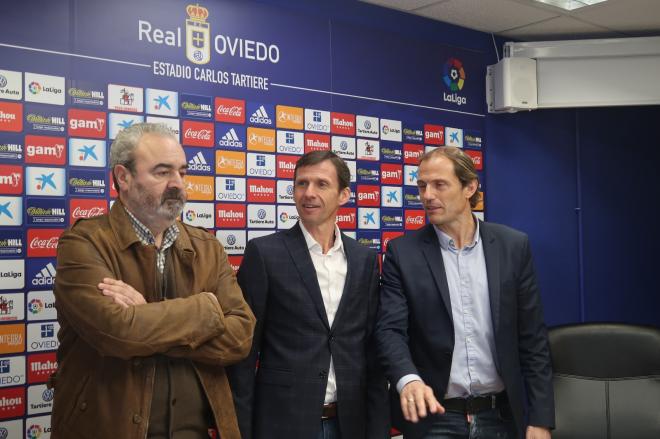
[400,380,445,423]
[526,426,551,439]
[98,278,147,308]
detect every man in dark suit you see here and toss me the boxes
[375,147,554,439]
[229,151,389,439]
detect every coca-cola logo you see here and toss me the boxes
[30,236,59,249]
[72,206,105,218]
[185,128,212,140]
[217,105,243,116]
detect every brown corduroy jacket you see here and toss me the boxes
[51,202,255,439]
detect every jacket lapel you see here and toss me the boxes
[480,221,501,333]
[420,225,452,315]
[283,223,330,330]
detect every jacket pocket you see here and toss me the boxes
[256,367,293,387]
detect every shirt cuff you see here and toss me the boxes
[396,374,422,393]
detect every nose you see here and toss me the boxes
[302,183,318,199]
[169,172,185,191]
[420,186,434,202]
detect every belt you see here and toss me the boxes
[443,392,508,414]
[321,402,337,419]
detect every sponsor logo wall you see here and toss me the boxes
[0,0,486,433]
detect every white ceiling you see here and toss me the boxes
[359,0,660,41]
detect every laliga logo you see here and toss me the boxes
[442,57,467,106]
[186,4,211,64]
[186,210,196,221]
[28,299,43,314]
[26,425,42,439]
[28,81,42,95]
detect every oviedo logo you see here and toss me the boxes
[442,57,468,106]
[186,4,211,64]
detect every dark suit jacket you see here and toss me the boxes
[228,223,389,439]
[375,221,555,439]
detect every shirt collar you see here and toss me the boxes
[434,215,480,252]
[124,205,180,247]
[299,221,344,256]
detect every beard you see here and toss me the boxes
[134,183,186,223]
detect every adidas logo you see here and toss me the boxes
[188,152,211,172]
[32,262,56,286]
[218,128,244,148]
[249,105,272,125]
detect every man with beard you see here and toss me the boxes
[51,123,255,439]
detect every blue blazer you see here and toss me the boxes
[375,221,555,439]
[228,223,389,439]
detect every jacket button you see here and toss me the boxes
[132,358,141,367]
[319,370,327,379]
[133,414,142,424]
[79,401,87,411]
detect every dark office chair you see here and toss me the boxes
[549,323,660,439]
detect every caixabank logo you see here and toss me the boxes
[138,4,280,65]
[442,57,467,106]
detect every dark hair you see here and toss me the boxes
[419,147,481,208]
[294,150,351,191]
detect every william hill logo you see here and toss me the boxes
[138,4,280,64]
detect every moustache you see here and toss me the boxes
[161,188,185,203]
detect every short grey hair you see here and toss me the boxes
[109,122,178,171]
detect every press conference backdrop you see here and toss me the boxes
[0,0,486,435]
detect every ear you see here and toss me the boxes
[338,186,351,206]
[464,179,478,200]
[113,165,132,193]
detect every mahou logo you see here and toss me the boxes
[216,203,246,228]
[276,155,297,179]
[247,178,276,203]
[25,135,66,165]
[405,210,426,230]
[330,112,355,136]
[69,198,108,224]
[215,97,245,124]
[182,120,214,147]
[27,229,63,257]
[27,352,57,384]
[336,207,356,229]
[304,133,330,153]
[0,387,25,418]
[67,109,106,138]
[0,101,23,132]
[0,165,23,195]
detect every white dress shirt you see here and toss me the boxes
[300,222,347,404]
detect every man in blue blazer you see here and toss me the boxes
[375,147,554,439]
[229,151,389,439]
